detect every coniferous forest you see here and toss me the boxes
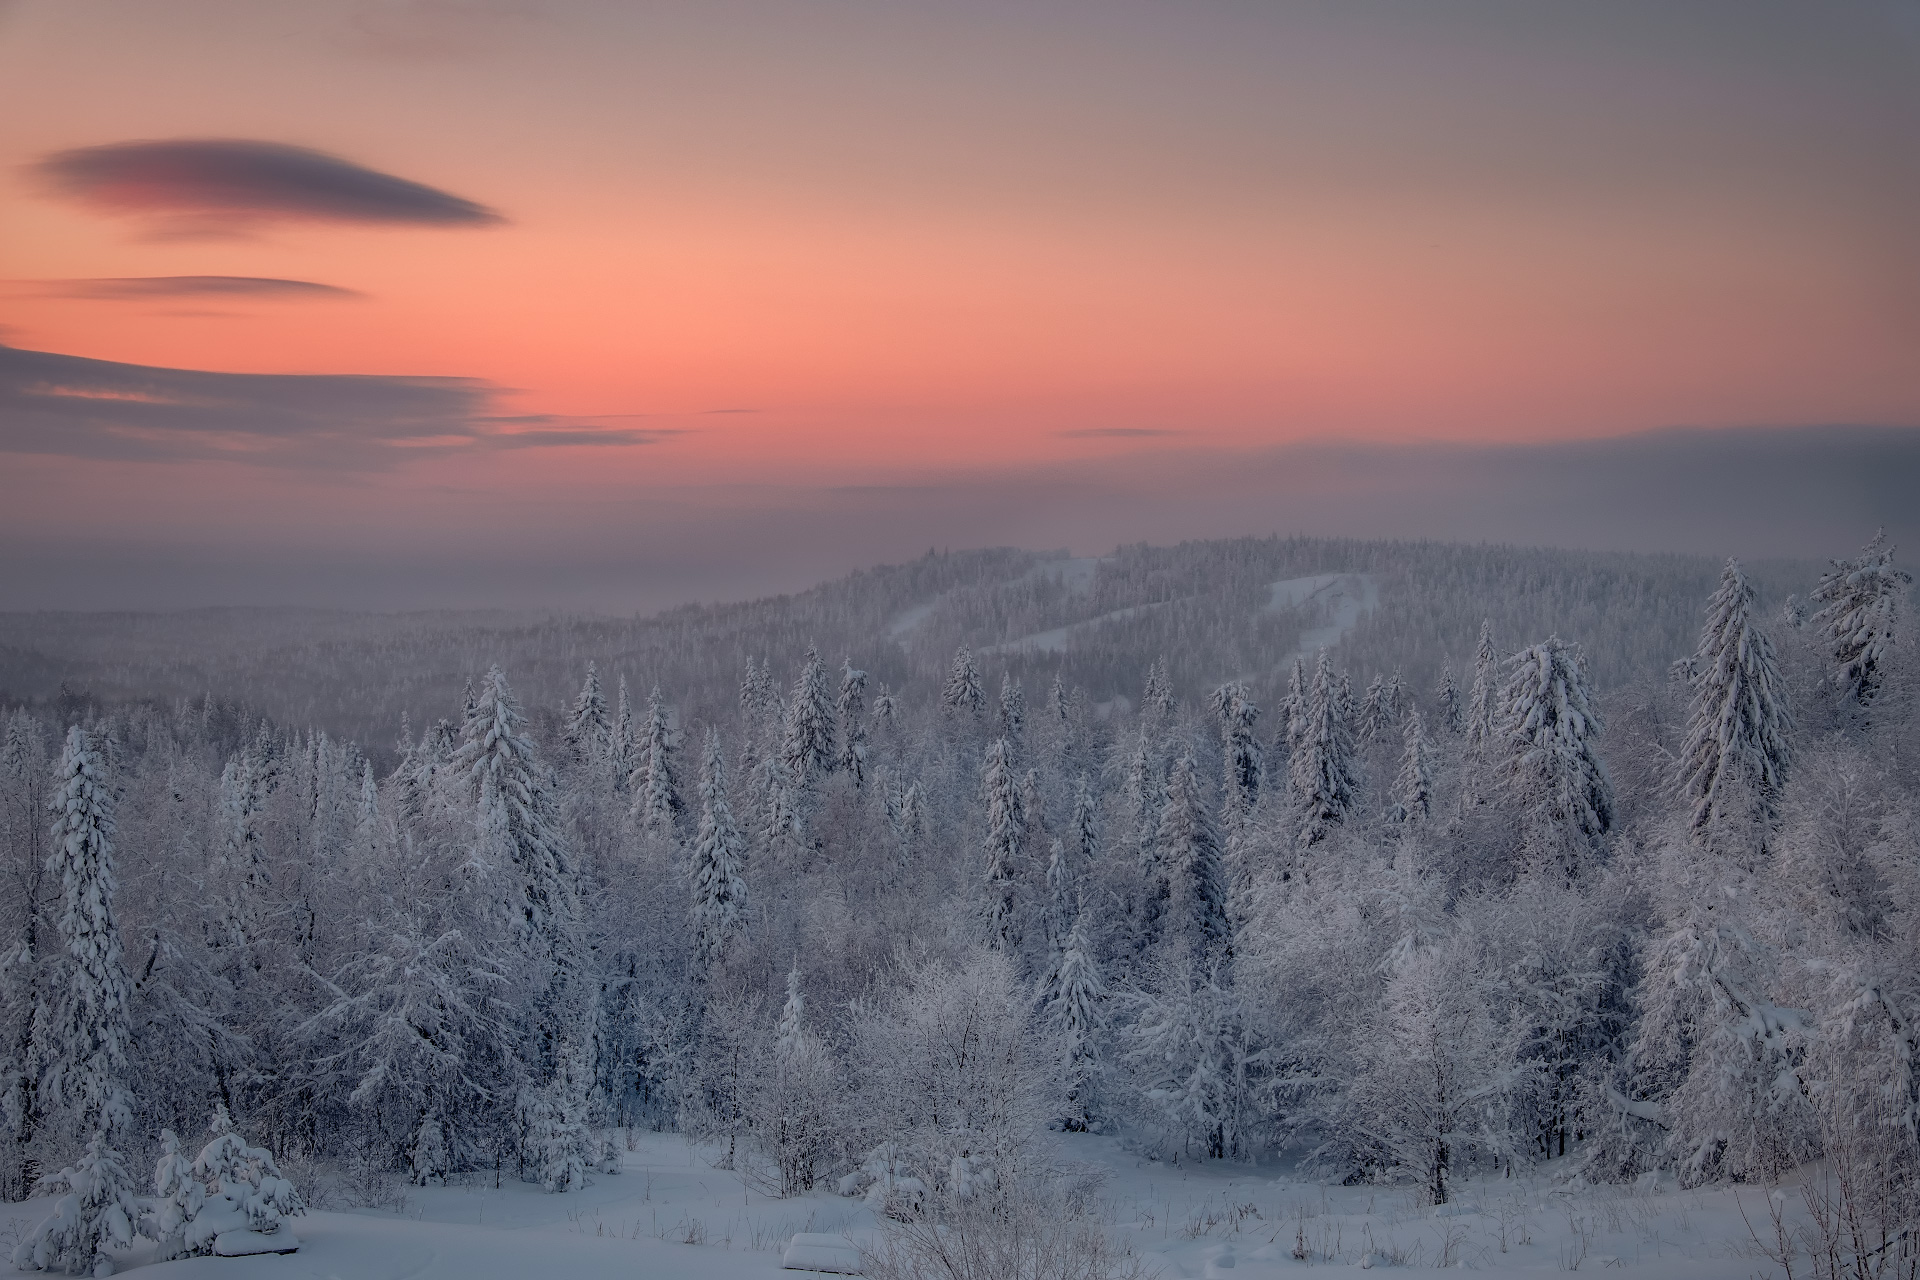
[1,531,1915,1278]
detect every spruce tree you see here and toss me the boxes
[1465,620,1499,752]
[21,727,138,1277]
[454,667,577,964]
[1390,708,1435,826]
[1435,664,1462,735]
[1210,682,1262,825]
[1808,529,1912,711]
[689,729,748,969]
[1158,747,1229,962]
[981,738,1024,948]
[610,676,636,791]
[1288,651,1358,849]
[1143,659,1175,720]
[835,660,868,787]
[630,686,683,839]
[998,673,1026,754]
[1036,909,1107,1133]
[941,645,984,719]
[781,647,837,795]
[1499,637,1613,875]
[1359,674,1388,746]
[1677,560,1793,853]
[564,663,609,765]
[1070,772,1099,865]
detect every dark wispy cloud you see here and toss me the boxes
[24,275,364,300]
[0,344,665,468]
[31,139,501,234]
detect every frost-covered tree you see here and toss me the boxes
[1499,637,1613,875]
[1465,620,1499,755]
[1036,910,1106,1132]
[1070,773,1099,865]
[835,660,868,787]
[941,645,984,719]
[455,668,577,962]
[11,1132,138,1275]
[1,711,50,1202]
[564,663,609,765]
[1343,936,1515,1205]
[18,727,138,1276]
[997,673,1025,754]
[1809,529,1912,711]
[43,728,134,1146]
[1389,708,1435,826]
[1358,674,1389,745]
[1142,658,1175,721]
[781,647,837,794]
[1434,664,1462,735]
[1288,651,1358,850]
[610,677,636,789]
[1158,748,1229,963]
[980,739,1024,949]
[689,730,747,970]
[1122,961,1258,1160]
[1210,682,1262,825]
[629,685,683,839]
[1677,560,1793,854]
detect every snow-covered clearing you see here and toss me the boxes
[4,1130,1809,1279]
[988,600,1173,656]
[1265,573,1378,655]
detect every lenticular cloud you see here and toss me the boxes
[33,138,502,230]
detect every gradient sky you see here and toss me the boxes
[3,1,1918,609]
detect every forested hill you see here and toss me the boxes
[0,536,1810,754]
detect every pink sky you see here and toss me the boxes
[2,1,1917,606]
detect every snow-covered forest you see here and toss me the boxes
[1,530,1915,1278]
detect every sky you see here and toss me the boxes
[2,0,1917,611]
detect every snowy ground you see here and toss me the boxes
[3,1131,1805,1279]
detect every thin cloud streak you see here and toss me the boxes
[0,344,664,468]
[31,138,503,232]
[22,275,365,300]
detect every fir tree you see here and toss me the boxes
[1288,651,1359,849]
[1808,529,1912,711]
[1143,658,1175,720]
[609,676,636,791]
[1499,637,1613,875]
[1435,663,1462,735]
[835,660,868,787]
[1359,674,1389,745]
[43,727,134,1146]
[1465,620,1500,752]
[629,685,683,839]
[564,663,609,765]
[941,645,985,719]
[1036,910,1107,1132]
[998,673,1026,753]
[1158,747,1229,962]
[1210,682,1262,825]
[781,647,837,793]
[454,667,577,963]
[1390,708,1435,825]
[1070,772,1099,865]
[19,728,137,1277]
[1677,559,1794,853]
[775,964,807,1064]
[981,738,1024,948]
[689,730,748,969]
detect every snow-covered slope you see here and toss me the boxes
[15,1130,1820,1280]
